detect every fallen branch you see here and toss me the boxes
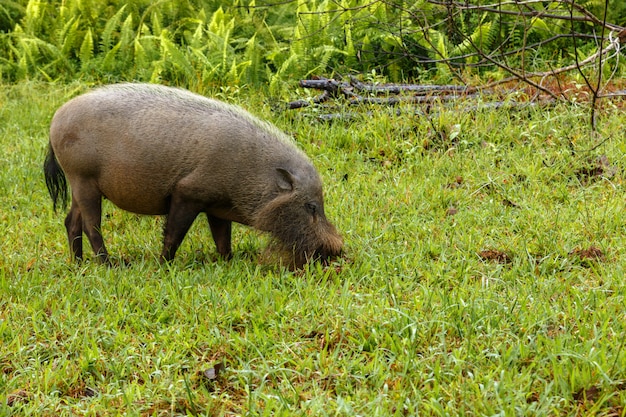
[299,78,471,95]
[347,92,479,106]
[290,78,479,109]
[288,90,331,109]
[287,77,552,122]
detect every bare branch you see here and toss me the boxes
[425,0,623,31]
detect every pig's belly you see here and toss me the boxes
[98,178,171,215]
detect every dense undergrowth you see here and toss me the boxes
[1,0,625,94]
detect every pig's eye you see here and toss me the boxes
[305,202,318,216]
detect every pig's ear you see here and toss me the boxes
[276,168,296,191]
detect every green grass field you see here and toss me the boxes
[1,82,626,416]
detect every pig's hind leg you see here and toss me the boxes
[67,182,109,264]
[64,198,83,261]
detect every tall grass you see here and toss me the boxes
[1,81,626,415]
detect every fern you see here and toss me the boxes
[341,12,355,64]
[206,7,236,77]
[189,16,206,50]
[242,33,263,85]
[3,0,614,87]
[100,5,127,54]
[423,29,452,80]
[0,1,24,33]
[22,0,45,35]
[150,10,163,38]
[528,16,550,35]
[268,52,299,95]
[450,20,495,58]
[101,43,121,71]
[79,28,94,70]
[291,0,351,77]
[119,14,135,54]
[159,29,194,81]
[15,34,65,79]
[133,28,160,77]
[71,0,98,25]
[58,16,80,57]
[290,2,307,60]
[226,57,244,85]
[428,29,449,60]
[6,29,29,79]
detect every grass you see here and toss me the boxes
[1,81,626,416]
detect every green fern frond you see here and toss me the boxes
[101,4,127,53]
[243,33,263,85]
[79,28,94,69]
[133,34,162,80]
[268,52,298,95]
[23,0,44,35]
[0,2,24,35]
[450,21,493,58]
[529,17,551,35]
[150,10,162,37]
[190,20,205,50]
[208,7,233,38]
[119,14,134,51]
[18,35,65,76]
[101,42,121,70]
[428,29,449,60]
[58,15,80,56]
[159,29,194,79]
[226,57,245,84]
[133,34,146,67]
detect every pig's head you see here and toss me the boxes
[253,166,343,269]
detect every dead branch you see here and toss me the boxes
[290,77,482,109]
[300,78,472,95]
[348,93,477,106]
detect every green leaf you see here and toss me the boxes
[159,29,194,79]
[79,28,94,68]
[101,4,127,53]
[101,42,121,71]
[58,15,80,56]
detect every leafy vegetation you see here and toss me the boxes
[1,0,624,89]
[2,82,626,415]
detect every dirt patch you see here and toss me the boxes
[478,249,512,264]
